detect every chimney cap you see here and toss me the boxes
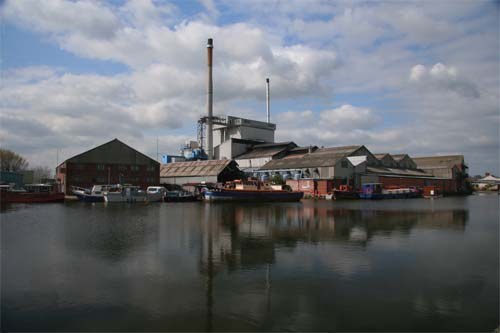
[266,78,269,82]
[207,38,213,48]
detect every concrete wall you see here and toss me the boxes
[236,156,273,170]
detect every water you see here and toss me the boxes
[1,195,498,332]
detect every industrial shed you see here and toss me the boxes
[373,153,399,168]
[56,139,160,194]
[412,155,468,192]
[235,141,297,173]
[258,145,375,183]
[392,154,418,169]
[160,160,241,185]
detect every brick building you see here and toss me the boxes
[56,139,160,194]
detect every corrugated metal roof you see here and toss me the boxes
[160,160,234,177]
[412,155,464,169]
[234,142,296,159]
[366,166,432,177]
[259,145,363,170]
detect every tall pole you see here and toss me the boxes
[207,38,214,160]
[156,137,159,162]
[266,78,270,123]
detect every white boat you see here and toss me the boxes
[104,186,146,203]
[146,186,166,202]
[72,184,120,202]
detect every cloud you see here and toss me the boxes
[409,63,480,98]
[0,0,498,175]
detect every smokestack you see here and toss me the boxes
[207,38,214,160]
[266,78,270,123]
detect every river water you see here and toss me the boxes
[1,195,498,332]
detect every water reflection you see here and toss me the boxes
[2,197,497,332]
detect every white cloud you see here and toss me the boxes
[409,63,480,98]
[0,0,498,174]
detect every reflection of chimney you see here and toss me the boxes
[266,78,270,123]
[207,38,214,160]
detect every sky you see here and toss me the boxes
[1,0,498,176]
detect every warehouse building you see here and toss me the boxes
[235,141,297,173]
[391,154,418,169]
[373,153,399,168]
[56,139,160,194]
[412,155,468,192]
[160,159,241,185]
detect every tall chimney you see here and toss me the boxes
[207,38,214,160]
[266,78,270,123]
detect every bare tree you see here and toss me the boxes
[32,166,53,183]
[0,149,29,172]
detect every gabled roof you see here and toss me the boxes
[366,166,433,178]
[259,145,359,170]
[160,160,236,177]
[60,138,159,167]
[391,154,410,161]
[412,155,465,170]
[234,142,296,159]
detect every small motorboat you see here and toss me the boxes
[73,184,120,202]
[104,185,146,203]
[146,186,166,202]
[164,190,198,202]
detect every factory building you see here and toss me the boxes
[211,116,277,160]
[391,154,418,169]
[159,160,241,185]
[258,145,377,186]
[373,153,399,168]
[56,139,160,194]
[235,141,297,173]
[412,155,468,192]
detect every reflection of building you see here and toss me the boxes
[56,139,160,194]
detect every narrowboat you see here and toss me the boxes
[359,183,421,199]
[327,185,359,200]
[0,184,65,203]
[203,179,304,202]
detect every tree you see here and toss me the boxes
[32,166,53,183]
[0,149,29,172]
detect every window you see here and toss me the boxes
[119,165,128,171]
[341,161,348,168]
[131,165,140,172]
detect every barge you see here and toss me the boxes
[203,179,303,202]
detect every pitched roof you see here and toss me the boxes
[61,138,159,166]
[412,155,465,169]
[234,142,296,159]
[391,154,410,161]
[160,160,235,177]
[366,166,433,178]
[259,145,359,170]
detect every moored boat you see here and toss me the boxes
[328,185,359,200]
[359,183,421,199]
[203,179,304,202]
[0,184,65,203]
[104,185,146,203]
[146,186,166,202]
[73,184,120,202]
